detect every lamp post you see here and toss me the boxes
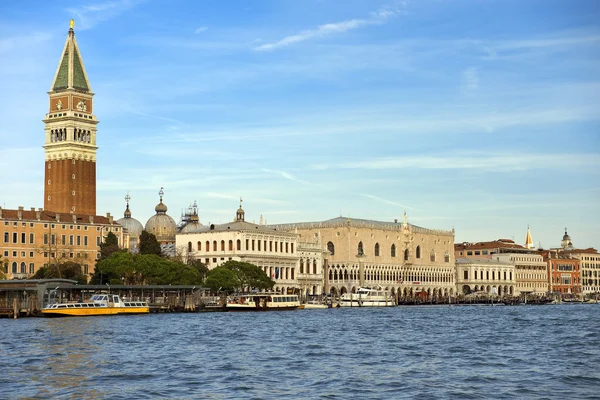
[356,248,366,288]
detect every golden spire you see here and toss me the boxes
[70,19,75,29]
[525,225,534,249]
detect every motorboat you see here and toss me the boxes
[339,286,395,307]
[226,293,300,311]
[41,294,149,317]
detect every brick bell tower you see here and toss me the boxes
[43,20,98,216]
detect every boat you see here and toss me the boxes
[42,294,149,317]
[301,295,330,309]
[226,293,300,311]
[339,286,395,307]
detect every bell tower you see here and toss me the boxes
[43,20,98,216]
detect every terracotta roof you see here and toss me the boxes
[454,240,527,251]
[562,248,599,255]
[0,208,118,225]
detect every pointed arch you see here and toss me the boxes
[391,244,396,257]
[374,243,380,256]
[358,241,364,256]
[416,245,421,259]
[404,249,409,261]
[327,241,335,256]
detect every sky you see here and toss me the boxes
[0,0,599,249]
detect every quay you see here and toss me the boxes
[0,279,225,318]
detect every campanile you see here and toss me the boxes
[43,20,98,216]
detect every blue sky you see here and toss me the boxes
[0,0,599,249]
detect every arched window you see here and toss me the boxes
[444,251,450,263]
[12,262,17,273]
[236,239,241,250]
[197,241,201,251]
[228,240,233,251]
[358,241,364,256]
[205,241,210,252]
[327,241,335,256]
[374,243,380,256]
[300,260,304,274]
[188,242,192,252]
[212,241,217,251]
[404,249,409,261]
[391,244,396,257]
[220,240,225,251]
[20,262,26,273]
[430,250,435,262]
[416,245,421,259]
[313,260,317,274]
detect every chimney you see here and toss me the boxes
[72,214,77,223]
[394,219,398,223]
[89,216,94,224]
[30,207,35,212]
[107,212,113,224]
[36,209,41,220]
[0,206,3,219]
[56,213,60,223]
[17,206,24,220]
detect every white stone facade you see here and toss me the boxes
[495,253,548,296]
[456,258,515,296]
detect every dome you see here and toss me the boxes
[180,220,203,234]
[117,216,144,238]
[145,214,177,242]
[116,194,143,241]
[145,188,177,243]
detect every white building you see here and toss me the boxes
[455,258,515,296]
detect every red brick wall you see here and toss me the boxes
[44,159,96,215]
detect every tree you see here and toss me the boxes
[35,225,81,278]
[204,267,239,293]
[0,255,7,280]
[32,262,87,284]
[221,260,275,292]
[139,231,162,256]
[99,231,121,260]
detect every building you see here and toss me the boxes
[455,238,548,296]
[43,20,98,216]
[270,213,456,299]
[176,202,317,295]
[145,188,178,254]
[555,229,600,295]
[540,250,581,295]
[0,207,124,280]
[455,258,515,296]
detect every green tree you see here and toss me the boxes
[0,255,7,280]
[221,260,275,292]
[99,231,121,260]
[139,231,162,256]
[204,267,239,293]
[32,262,87,284]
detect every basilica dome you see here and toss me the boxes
[180,206,203,234]
[145,188,177,243]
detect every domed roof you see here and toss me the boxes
[180,220,203,234]
[145,188,177,243]
[116,194,143,238]
[563,228,571,241]
[146,213,177,242]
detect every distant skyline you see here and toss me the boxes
[0,0,598,249]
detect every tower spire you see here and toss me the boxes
[525,225,534,249]
[43,21,98,216]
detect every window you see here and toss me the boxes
[430,250,436,262]
[84,265,89,275]
[391,244,396,257]
[12,262,17,273]
[404,249,409,261]
[285,243,289,253]
[21,232,26,244]
[467,251,473,256]
[197,241,202,251]
[358,241,364,256]
[258,240,261,251]
[3,232,8,243]
[464,270,468,280]
[206,241,210,252]
[482,250,488,255]
[374,243,380,257]
[416,246,421,259]
[29,263,34,274]
[237,239,241,251]
[77,236,81,246]
[213,241,217,251]
[327,241,335,256]
[13,232,17,243]
[44,234,48,245]
[252,240,255,251]
[313,260,317,274]
[29,252,34,258]
[29,233,34,244]
[229,240,233,251]
[475,250,481,255]
[20,262,26,274]
[444,252,450,263]
[61,234,66,245]
[188,242,192,252]
[84,236,88,246]
[291,243,294,253]
[51,234,56,245]
[221,240,225,251]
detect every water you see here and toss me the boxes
[1,304,599,399]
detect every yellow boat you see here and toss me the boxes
[42,294,149,317]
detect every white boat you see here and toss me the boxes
[42,294,149,317]
[339,287,395,307]
[226,293,300,311]
[301,300,329,309]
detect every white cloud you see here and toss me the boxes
[255,3,406,51]
[359,193,417,210]
[194,26,208,34]
[261,169,310,184]
[462,66,479,95]
[311,152,600,172]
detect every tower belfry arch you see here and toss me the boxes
[43,20,98,215]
